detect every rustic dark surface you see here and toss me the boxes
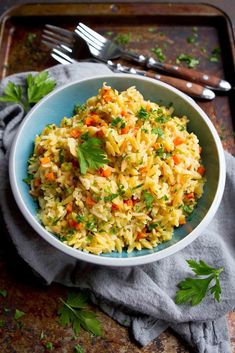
[0,1,234,353]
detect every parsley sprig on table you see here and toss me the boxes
[58,292,102,336]
[0,71,56,111]
[175,260,224,306]
[77,137,109,175]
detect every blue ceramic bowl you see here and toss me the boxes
[9,74,226,266]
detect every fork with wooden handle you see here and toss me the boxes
[76,22,231,91]
[42,25,215,100]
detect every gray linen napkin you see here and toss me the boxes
[0,63,234,353]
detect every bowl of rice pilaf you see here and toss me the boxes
[10,74,225,266]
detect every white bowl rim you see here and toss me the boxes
[9,73,226,267]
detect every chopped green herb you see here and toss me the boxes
[175,259,224,306]
[77,137,109,175]
[104,193,119,202]
[114,33,131,45]
[80,132,89,141]
[74,104,85,114]
[192,26,198,33]
[133,183,144,190]
[148,223,158,231]
[155,115,170,123]
[162,195,169,201]
[0,289,7,298]
[40,331,45,340]
[151,47,166,62]
[76,215,85,223]
[187,35,197,44]
[59,149,65,164]
[156,148,171,159]
[183,205,193,214]
[110,117,126,128]
[86,221,97,231]
[58,292,102,336]
[27,32,37,44]
[14,309,25,320]
[152,127,164,136]
[74,344,85,353]
[208,47,221,63]
[141,128,148,133]
[137,107,149,120]
[176,54,199,69]
[44,342,54,350]
[105,31,113,36]
[143,191,154,210]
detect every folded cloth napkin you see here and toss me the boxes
[0,63,234,353]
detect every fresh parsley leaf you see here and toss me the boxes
[0,289,8,298]
[77,137,109,175]
[74,344,84,353]
[27,72,56,104]
[137,107,149,120]
[14,309,25,320]
[151,47,166,62]
[0,81,23,104]
[143,191,154,210]
[110,117,126,128]
[76,215,85,223]
[175,260,224,306]
[58,292,102,336]
[176,54,199,69]
[0,72,56,111]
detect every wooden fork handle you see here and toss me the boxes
[145,71,215,100]
[147,58,231,91]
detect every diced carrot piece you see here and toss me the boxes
[70,128,81,138]
[179,217,186,225]
[98,168,111,177]
[40,157,50,165]
[96,130,105,138]
[111,203,119,211]
[68,219,83,230]
[139,167,148,173]
[85,195,96,207]
[199,146,202,154]
[197,166,205,176]
[173,137,184,146]
[100,121,108,127]
[124,199,133,207]
[66,203,73,213]
[120,110,126,117]
[137,232,146,240]
[185,192,194,199]
[146,103,151,112]
[153,143,160,149]
[34,177,41,187]
[120,126,130,135]
[103,89,113,103]
[45,172,55,181]
[102,168,112,177]
[84,117,94,126]
[172,155,181,165]
[90,113,100,123]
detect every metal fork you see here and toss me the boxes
[42,25,215,100]
[75,22,231,91]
